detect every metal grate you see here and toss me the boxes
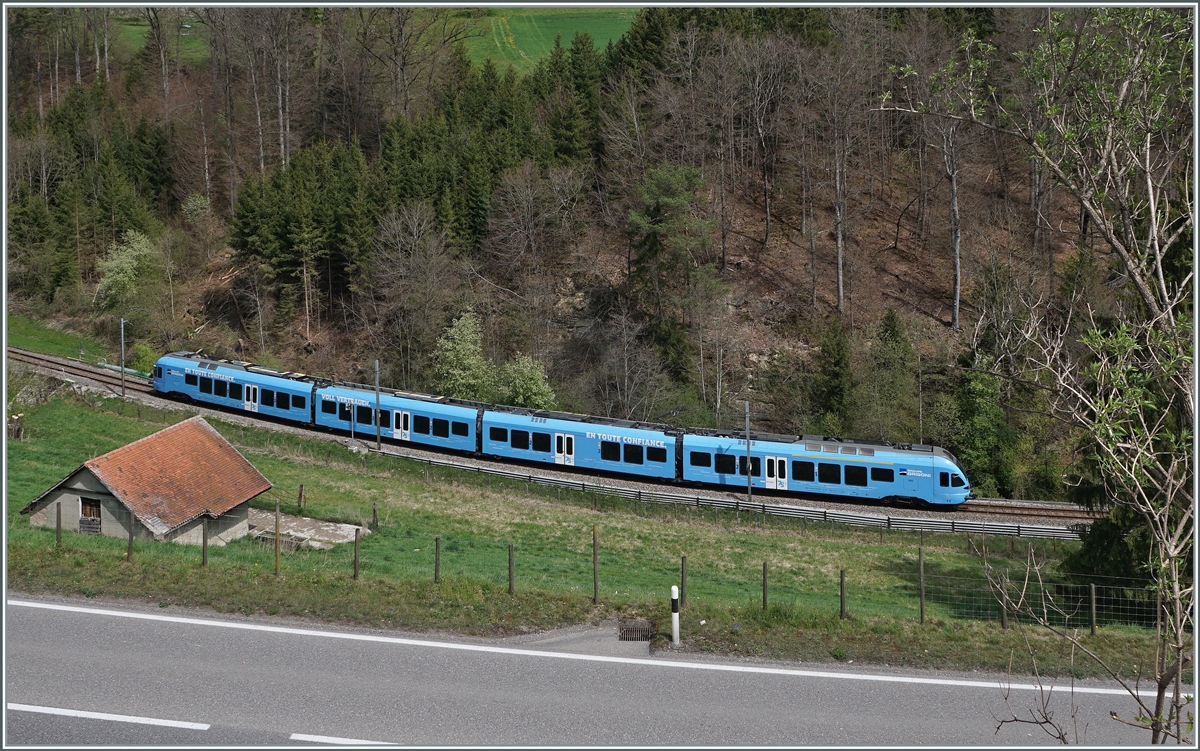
[618,619,654,641]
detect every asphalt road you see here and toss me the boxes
[6,594,1171,746]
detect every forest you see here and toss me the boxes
[6,8,1192,581]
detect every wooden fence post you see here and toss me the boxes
[353,527,360,580]
[1090,583,1097,636]
[918,547,925,625]
[840,569,847,619]
[202,519,208,567]
[680,556,687,608]
[126,507,134,560]
[762,561,768,611]
[298,484,304,513]
[508,544,515,595]
[55,502,62,548]
[435,536,441,583]
[592,525,598,605]
[372,501,378,531]
[274,497,281,577]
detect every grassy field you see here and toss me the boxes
[5,371,1163,680]
[7,315,113,362]
[464,8,638,72]
[106,9,633,77]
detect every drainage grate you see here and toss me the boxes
[618,619,654,641]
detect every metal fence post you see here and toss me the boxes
[840,569,847,619]
[918,547,925,625]
[1090,583,1097,636]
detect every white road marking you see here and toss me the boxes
[8,599,1166,698]
[7,702,209,730]
[290,732,395,745]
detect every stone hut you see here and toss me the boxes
[20,416,271,546]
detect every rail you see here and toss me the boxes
[368,446,1082,540]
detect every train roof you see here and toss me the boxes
[685,427,961,463]
[161,351,327,385]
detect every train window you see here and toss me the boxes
[556,435,563,453]
[339,403,352,422]
[432,418,450,438]
[199,377,213,394]
[951,474,965,487]
[490,427,508,442]
[647,446,667,463]
[185,373,198,386]
[357,405,373,425]
[871,468,894,483]
[452,421,469,437]
[860,448,875,457]
[566,436,573,454]
[214,380,228,398]
[403,413,410,431]
[818,463,841,484]
[793,461,815,482]
[939,472,950,487]
[841,447,857,455]
[292,395,306,409]
[804,443,821,452]
[155,366,163,378]
[623,444,643,464]
[714,454,737,474]
[322,400,337,415]
[737,456,762,477]
[413,415,430,434]
[379,411,391,429]
[766,461,774,478]
[600,441,621,461]
[230,383,243,401]
[277,394,290,411]
[262,389,274,407]
[690,452,712,467]
[510,429,529,449]
[845,465,868,486]
[532,432,551,452]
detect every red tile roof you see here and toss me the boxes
[83,416,271,534]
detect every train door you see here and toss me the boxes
[244,384,258,413]
[766,456,787,490]
[554,433,575,466]
[395,410,410,441]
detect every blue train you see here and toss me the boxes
[153,351,973,508]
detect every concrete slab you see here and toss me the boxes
[247,508,368,550]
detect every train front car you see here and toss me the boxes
[928,448,973,506]
[482,409,677,481]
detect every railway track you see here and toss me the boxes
[8,346,154,395]
[7,346,1097,528]
[961,498,1100,523]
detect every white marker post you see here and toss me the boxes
[671,585,680,646]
